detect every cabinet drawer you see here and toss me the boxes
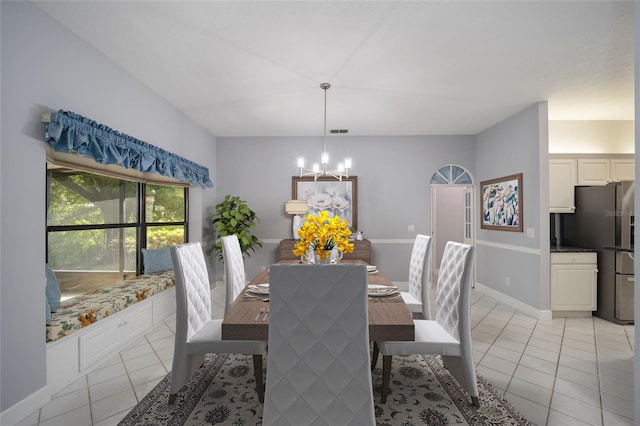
[551,252,596,264]
[279,240,298,260]
[343,250,370,264]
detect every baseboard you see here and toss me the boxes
[0,385,50,426]
[552,311,594,318]
[474,282,552,320]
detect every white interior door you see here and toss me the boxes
[463,186,474,245]
[431,186,466,273]
[463,186,476,287]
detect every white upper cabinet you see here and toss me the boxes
[577,158,634,185]
[550,155,634,213]
[550,159,577,213]
[610,159,635,181]
[577,159,610,185]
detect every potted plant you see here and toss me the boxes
[211,195,263,262]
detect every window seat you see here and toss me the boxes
[46,270,175,342]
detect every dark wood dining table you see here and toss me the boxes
[221,259,415,342]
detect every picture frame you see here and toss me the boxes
[480,173,523,232]
[292,176,358,231]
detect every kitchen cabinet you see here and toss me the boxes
[549,159,577,213]
[577,158,610,185]
[611,159,635,181]
[577,158,634,185]
[550,252,597,312]
[548,155,634,213]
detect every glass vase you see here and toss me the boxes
[330,248,343,264]
[316,250,332,264]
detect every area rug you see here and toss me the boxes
[119,353,533,425]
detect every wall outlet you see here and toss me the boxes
[505,277,510,287]
[261,265,266,272]
[526,228,535,238]
[408,224,415,231]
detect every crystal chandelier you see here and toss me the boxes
[297,83,352,181]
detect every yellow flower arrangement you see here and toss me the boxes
[293,211,354,260]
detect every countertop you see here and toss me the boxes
[603,246,635,253]
[550,245,598,253]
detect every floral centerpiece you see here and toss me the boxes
[293,211,354,261]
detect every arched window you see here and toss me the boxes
[430,164,473,185]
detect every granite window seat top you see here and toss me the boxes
[46,271,175,343]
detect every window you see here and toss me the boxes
[46,165,188,299]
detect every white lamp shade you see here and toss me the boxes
[285,200,309,215]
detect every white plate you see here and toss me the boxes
[367,285,398,297]
[247,283,269,295]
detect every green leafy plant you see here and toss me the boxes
[211,195,263,262]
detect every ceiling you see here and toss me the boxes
[34,1,634,137]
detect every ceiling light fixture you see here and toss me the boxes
[297,83,351,181]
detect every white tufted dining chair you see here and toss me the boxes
[168,242,267,405]
[262,264,375,426]
[400,234,433,319]
[221,234,248,316]
[373,241,478,407]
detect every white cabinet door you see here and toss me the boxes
[550,253,597,312]
[610,159,635,181]
[550,159,577,213]
[79,318,122,371]
[122,303,153,342]
[578,159,610,185]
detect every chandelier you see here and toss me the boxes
[297,83,352,181]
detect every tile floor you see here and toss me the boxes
[16,287,635,426]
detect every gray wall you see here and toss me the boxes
[0,2,217,413]
[475,103,549,310]
[215,135,476,281]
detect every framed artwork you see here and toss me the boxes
[292,176,358,231]
[480,173,523,232]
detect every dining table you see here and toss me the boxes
[221,259,415,342]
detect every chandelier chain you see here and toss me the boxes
[297,82,351,181]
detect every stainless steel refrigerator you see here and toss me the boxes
[562,181,634,324]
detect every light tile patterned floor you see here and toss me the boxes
[17,287,635,426]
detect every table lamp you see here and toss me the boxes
[285,200,309,240]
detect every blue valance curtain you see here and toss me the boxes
[45,110,213,187]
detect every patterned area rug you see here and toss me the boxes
[119,353,533,425]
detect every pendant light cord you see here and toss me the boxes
[321,82,330,157]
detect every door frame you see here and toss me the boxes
[429,164,476,287]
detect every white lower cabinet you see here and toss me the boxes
[79,303,152,371]
[47,287,176,395]
[551,252,597,311]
